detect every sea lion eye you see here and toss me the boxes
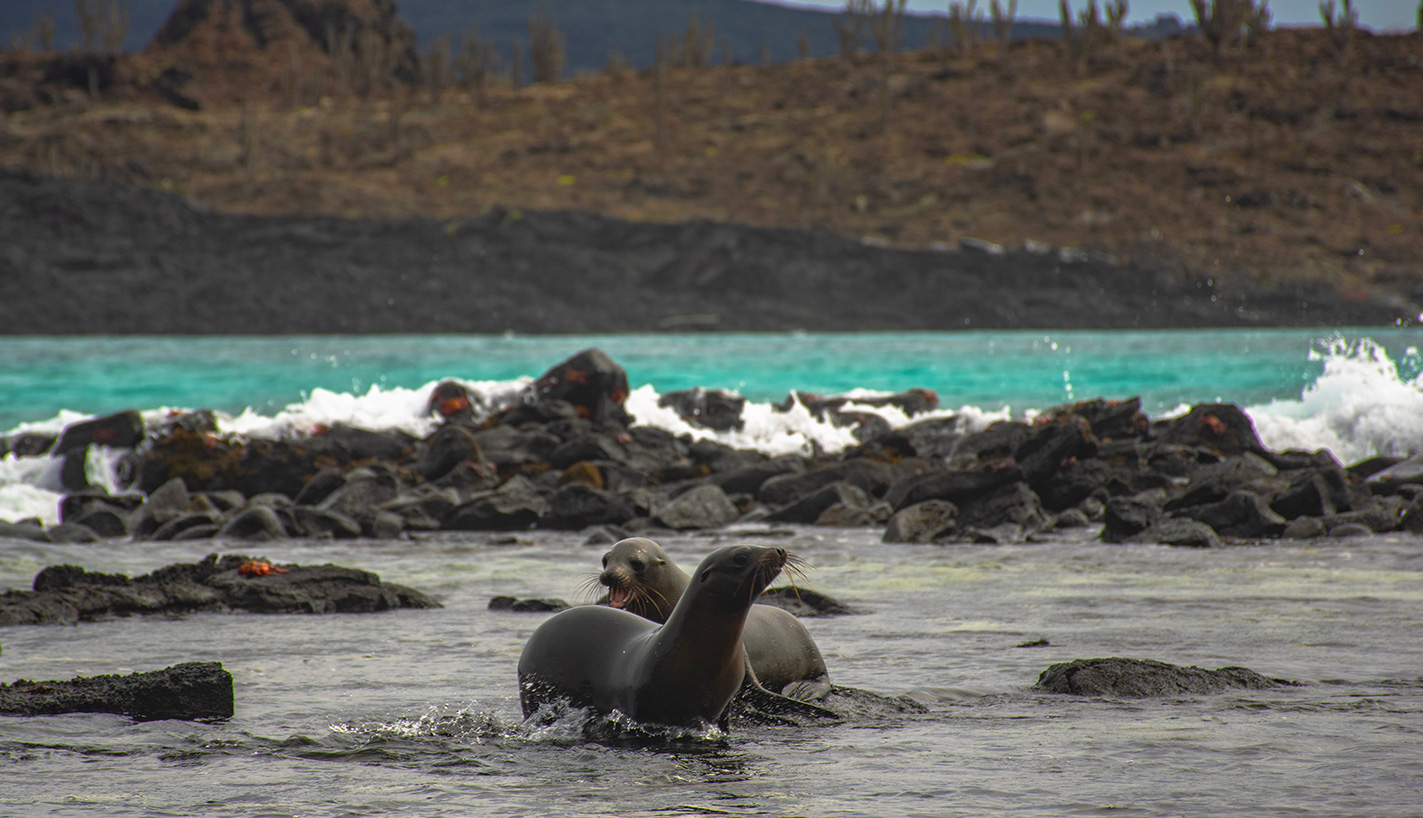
[733,553,749,566]
[630,560,644,572]
[601,555,609,567]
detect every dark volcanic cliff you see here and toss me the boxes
[1,172,1413,334]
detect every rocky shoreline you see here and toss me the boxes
[4,347,1421,552]
[1,172,1416,335]
[9,343,1398,723]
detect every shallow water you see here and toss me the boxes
[3,528,1420,817]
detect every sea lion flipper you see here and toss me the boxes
[780,676,834,702]
[737,678,840,721]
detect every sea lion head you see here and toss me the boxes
[689,544,788,610]
[599,537,685,622]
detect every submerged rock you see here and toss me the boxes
[1034,657,1299,697]
[0,661,234,721]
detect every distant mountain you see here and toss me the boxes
[0,0,1188,76]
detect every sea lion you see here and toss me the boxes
[518,544,788,729]
[598,537,832,701]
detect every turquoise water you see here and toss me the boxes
[4,329,1420,432]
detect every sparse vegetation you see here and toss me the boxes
[947,1,981,55]
[674,14,716,68]
[74,0,129,53]
[990,0,1017,50]
[1188,0,1271,56]
[455,25,500,96]
[834,1,869,58]
[1320,0,1357,56]
[528,6,565,83]
[423,34,453,102]
[870,0,907,54]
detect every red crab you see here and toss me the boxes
[237,560,290,578]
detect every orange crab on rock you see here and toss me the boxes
[237,559,290,578]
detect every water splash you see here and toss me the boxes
[1247,337,1423,462]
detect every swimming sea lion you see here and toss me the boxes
[518,544,788,729]
[598,537,832,701]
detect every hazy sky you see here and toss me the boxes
[768,0,1419,32]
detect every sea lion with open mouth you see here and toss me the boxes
[518,544,791,728]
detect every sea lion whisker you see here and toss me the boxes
[576,574,609,603]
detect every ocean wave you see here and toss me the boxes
[1247,337,1423,464]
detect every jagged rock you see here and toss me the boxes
[60,489,143,523]
[293,467,345,506]
[1015,415,1097,488]
[1035,657,1297,697]
[757,586,859,617]
[1154,403,1263,456]
[654,484,740,530]
[150,512,222,542]
[488,596,568,612]
[759,459,894,507]
[1268,465,1353,519]
[955,481,1052,533]
[894,416,966,459]
[129,476,192,538]
[54,410,145,456]
[816,498,891,527]
[1319,501,1402,534]
[1366,453,1423,494]
[882,500,959,543]
[72,508,130,538]
[659,387,746,431]
[44,523,99,544]
[0,521,51,542]
[319,466,399,523]
[0,662,234,721]
[884,461,1025,510]
[1048,396,1148,440]
[1101,494,1164,543]
[947,421,1030,463]
[214,506,287,540]
[706,458,805,495]
[528,348,632,427]
[764,481,875,525]
[542,483,638,530]
[445,475,549,530]
[1400,497,1423,534]
[1328,522,1374,538]
[1126,519,1222,548]
[419,423,485,481]
[3,431,56,457]
[1034,458,1107,511]
[1281,516,1328,539]
[1164,454,1280,512]
[1174,490,1287,538]
[1054,507,1093,528]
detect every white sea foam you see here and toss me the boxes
[625,385,862,456]
[0,456,64,524]
[1247,338,1423,463]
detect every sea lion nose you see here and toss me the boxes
[774,548,786,557]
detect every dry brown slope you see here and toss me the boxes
[1,27,1420,305]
